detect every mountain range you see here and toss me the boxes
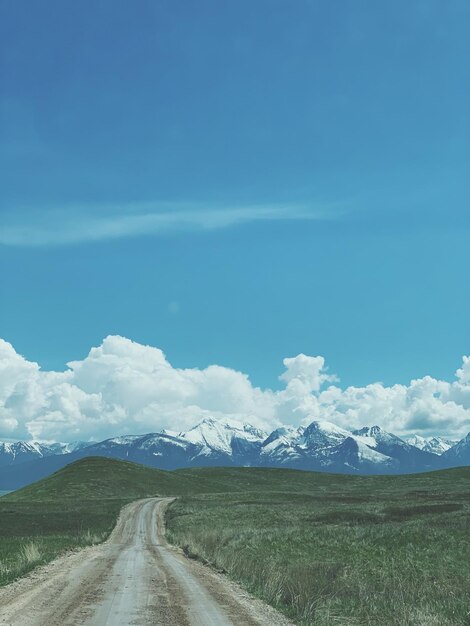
[0,418,468,490]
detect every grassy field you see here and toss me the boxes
[0,458,282,585]
[0,457,191,586]
[1,458,469,625]
[166,467,470,626]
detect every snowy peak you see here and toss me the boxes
[0,440,56,467]
[302,420,350,449]
[351,424,439,471]
[352,425,406,446]
[353,425,384,439]
[180,417,267,459]
[180,418,267,451]
[262,425,304,448]
[333,436,398,472]
[260,420,405,472]
[406,435,456,456]
[260,425,305,465]
[99,432,196,453]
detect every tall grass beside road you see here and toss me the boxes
[0,456,177,586]
[0,498,123,586]
[166,469,470,626]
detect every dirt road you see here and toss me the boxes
[0,498,292,626]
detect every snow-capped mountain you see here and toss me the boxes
[0,440,92,468]
[330,437,399,473]
[406,435,456,456]
[260,426,305,465]
[180,417,267,465]
[82,432,200,469]
[1,418,469,490]
[351,426,438,472]
[261,421,417,473]
[302,420,351,452]
[0,441,52,468]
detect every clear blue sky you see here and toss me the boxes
[1,0,469,389]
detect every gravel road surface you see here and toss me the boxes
[0,498,293,626]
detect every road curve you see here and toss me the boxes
[0,498,292,626]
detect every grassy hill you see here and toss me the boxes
[2,457,357,502]
[1,457,469,624]
[6,456,192,501]
[6,455,470,502]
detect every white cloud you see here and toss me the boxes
[456,355,470,384]
[280,354,338,393]
[0,335,469,442]
[0,202,339,247]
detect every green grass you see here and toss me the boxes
[0,457,282,585]
[165,467,470,626]
[1,457,469,625]
[0,456,191,585]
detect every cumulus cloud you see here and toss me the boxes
[0,335,469,442]
[280,354,338,393]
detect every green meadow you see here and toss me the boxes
[0,458,469,625]
[167,468,470,626]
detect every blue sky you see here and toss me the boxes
[1,0,469,390]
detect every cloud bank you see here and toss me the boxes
[1,336,469,442]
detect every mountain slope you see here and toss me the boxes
[441,432,470,467]
[0,441,56,468]
[180,417,267,464]
[0,440,91,468]
[330,437,399,473]
[82,432,200,469]
[352,426,439,472]
[407,435,457,455]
